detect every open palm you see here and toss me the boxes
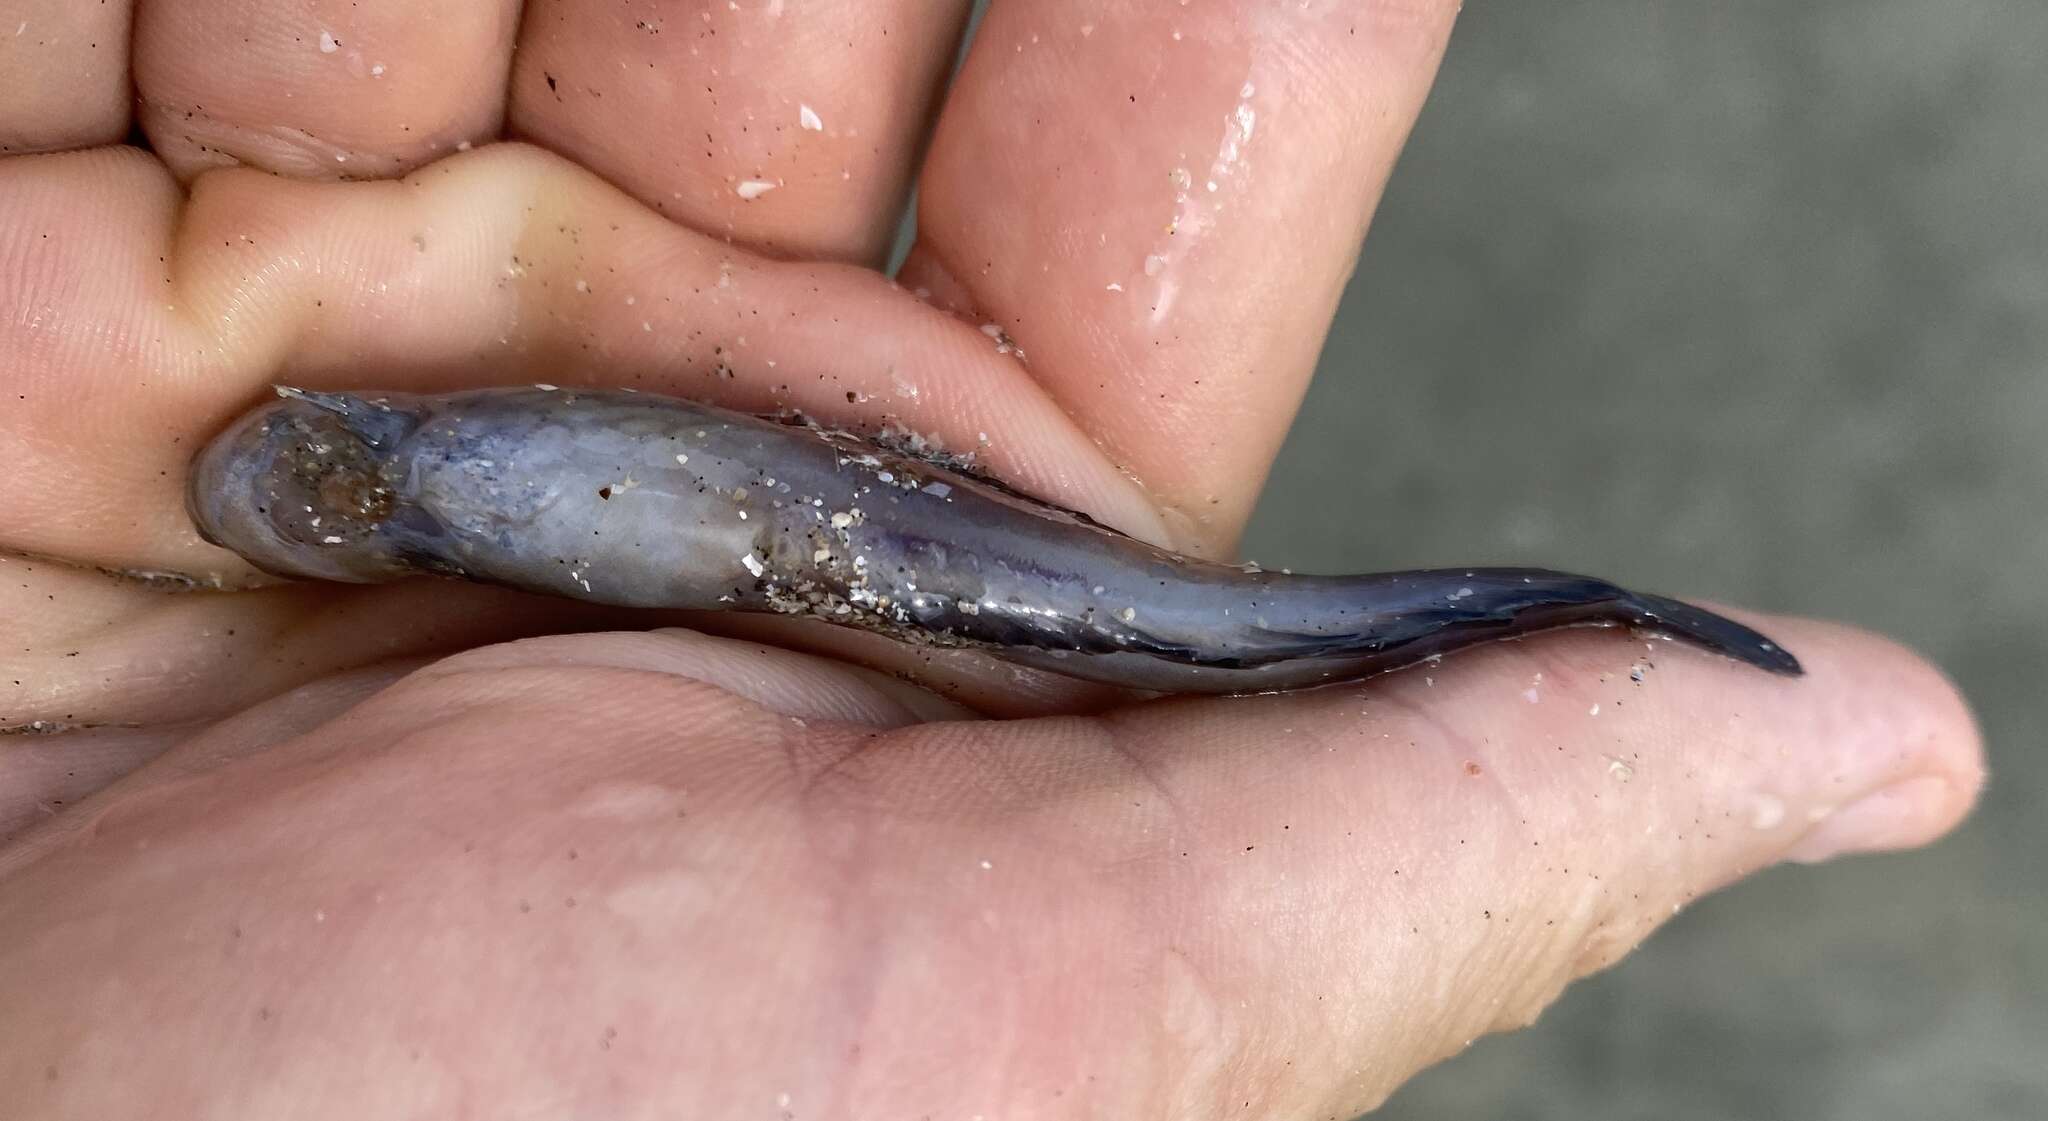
[0,3,1981,1117]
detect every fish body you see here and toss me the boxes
[186,386,1800,693]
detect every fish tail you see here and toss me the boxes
[1614,590,1802,675]
[1222,568,1803,676]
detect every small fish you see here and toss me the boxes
[185,386,1801,693]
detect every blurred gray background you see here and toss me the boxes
[1237,1,2044,1117]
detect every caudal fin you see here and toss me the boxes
[1620,592,1803,675]
[1210,568,1804,678]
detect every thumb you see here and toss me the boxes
[1090,614,1982,1118]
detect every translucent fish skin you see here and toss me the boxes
[186,386,1802,694]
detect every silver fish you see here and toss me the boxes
[185,386,1801,693]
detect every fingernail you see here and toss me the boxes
[1783,775,1955,865]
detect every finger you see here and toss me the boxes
[0,622,1009,867]
[0,571,684,732]
[410,629,978,728]
[675,613,1138,719]
[0,613,1979,1118]
[0,723,185,846]
[845,616,1982,1117]
[0,144,1168,577]
[133,0,520,179]
[904,0,1460,554]
[149,657,428,770]
[0,653,422,850]
[0,0,133,154]
[1,141,1175,726]
[507,0,971,265]
[1,557,1123,732]
[0,632,942,879]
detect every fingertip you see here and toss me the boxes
[1754,615,1985,863]
[1609,607,1984,867]
[989,607,1985,1112]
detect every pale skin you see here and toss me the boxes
[0,2,1986,1118]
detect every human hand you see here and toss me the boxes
[0,3,1983,1117]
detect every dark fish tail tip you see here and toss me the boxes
[1626,592,1803,676]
